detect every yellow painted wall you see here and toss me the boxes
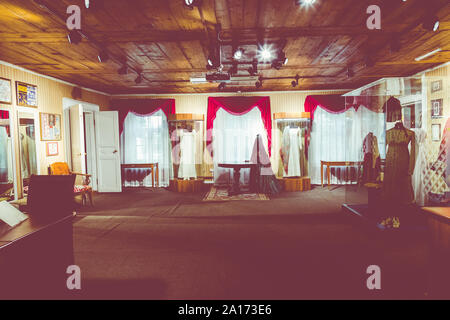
[0,62,110,197]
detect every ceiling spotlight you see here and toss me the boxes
[135,74,143,84]
[85,0,103,9]
[296,0,317,7]
[118,65,128,75]
[422,15,440,32]
[218,82,226,91]
[255,77,263,89]
[291,75,300,88]
[206,46,221,70]
[228,62,238,76]
[248,60,258,76]
[67,30,82,44]
[257,43,276,63]
[270,50,288,70]
[233,48,244,60]
[97,50,109,63]
[184,0,202,10]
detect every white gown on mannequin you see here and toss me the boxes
[412,129,430,206]
[179,130,197,180]
[287,127,301,177]
[0,127,8,183]
[7,137,13,182]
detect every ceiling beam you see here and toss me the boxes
[3,25,446,44]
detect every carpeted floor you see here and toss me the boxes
[71,186,434,299]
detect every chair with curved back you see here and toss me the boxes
[49,162,93,206]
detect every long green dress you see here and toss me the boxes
[382,125,415,206]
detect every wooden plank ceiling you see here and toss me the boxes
[0,0,449,94]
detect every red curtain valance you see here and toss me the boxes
[0,110,9,119]
[305,95,387,125]
[304,95,347,123]
[207,96,272,156]
[111,99,176,134]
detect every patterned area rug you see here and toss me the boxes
[203,187,269,201]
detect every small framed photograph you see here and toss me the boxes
[432,124,441,142]
[431,80,443,93]
[431,99,443,118]
[40,112,61,141]
[0,77,12,105]
[16,81,37,107]
[46,142,59,156]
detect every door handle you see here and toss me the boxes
[113,150,118,154]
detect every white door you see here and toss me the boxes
[84,112,97,190]
[69,105,86,178]
[95,111,122,193]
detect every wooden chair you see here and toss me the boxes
[49,162,93,206]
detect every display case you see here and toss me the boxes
[0,110,14,201]
[342,74,450,229]
[168,114,205,192]
[273,112,311,192]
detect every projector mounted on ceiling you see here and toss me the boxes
[205,72,231,83]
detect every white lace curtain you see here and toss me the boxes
[120,110,172,187]
[212,107,268,185]
[309,106,385,185]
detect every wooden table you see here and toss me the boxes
[421,207,450,297]
[422,207,450,248]
[0,213,75,298]
[218,162,259,196]
[320,161,362,188]
[121,163,159,188]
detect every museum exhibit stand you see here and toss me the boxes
[168,113,205,193]
[338,76,449,231]
[273,112,312,192]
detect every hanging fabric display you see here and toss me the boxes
[280,126,302,177]
[383,96,402,123]
[361,132,381,184]
[250,134,281,194]
[0,126,8,183]
[412,129,431,206]
[178,129,197,180]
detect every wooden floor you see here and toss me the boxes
[67,187,445,299]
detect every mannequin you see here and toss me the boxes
[362,132,381,183]
[0,126,8,183]
[178,126,197,180]
[281,125,302,177]
[382,121,415,206]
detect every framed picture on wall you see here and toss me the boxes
[432,124,441,142]
[16,81,38,107]
[46,142,59,156]
[431,80,443,93]
[40,112,61,141]
[0,78,12,104]
[431,99,443,118]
